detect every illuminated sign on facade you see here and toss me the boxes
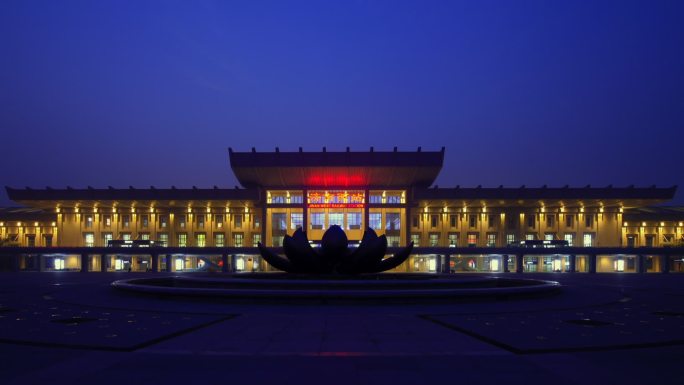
[308,191,364,208]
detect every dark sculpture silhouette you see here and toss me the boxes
[257,225,413,274]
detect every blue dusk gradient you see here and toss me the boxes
[1,0,683,205]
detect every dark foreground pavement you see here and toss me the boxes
[1,272,683,385]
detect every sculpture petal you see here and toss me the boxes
[283,230,323,272]
[257,242,294,272]
[373,241,414,273]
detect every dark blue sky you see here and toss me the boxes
[1,0,683,205]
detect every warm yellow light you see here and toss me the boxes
[131,207,135,213]
[206,207,211,213]
[225,207,230,213]
[642,222,647,227]
[619,207,624,213]
[112,207,117,213]
[93,207,98,213]
[424,206,429,213]
[660,222,665,227]
[443,207,448,213]
[679,222,683,227]
[540,206,545,213]
[624,222,628,227]
[74,207,79,213]
[55,207,60,213]
[187,207,192,213]
[245,206,249,213]
[0,222,4,226]
[150,207,154,213]
[51,222,56,226]
[482,207,487,213]
[34,222,39,227]
[599,207,604,213]
[17,222,21,226]
[580,207,585,213]
[560,206,565,213]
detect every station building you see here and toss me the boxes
[1,148,683,273]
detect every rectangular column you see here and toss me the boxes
[80,253,89,273]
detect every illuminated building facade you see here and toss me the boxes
[1,148,683,273]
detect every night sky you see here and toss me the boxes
[1,0,683,206]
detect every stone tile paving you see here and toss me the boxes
[1,272,684,385]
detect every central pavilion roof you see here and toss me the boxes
[228,147,444,188]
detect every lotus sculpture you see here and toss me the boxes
[257,225,414,274]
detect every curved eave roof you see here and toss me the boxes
[229,148,444,188]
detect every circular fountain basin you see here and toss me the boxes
[111,273,560,301]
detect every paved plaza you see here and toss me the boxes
[1,272,683,384]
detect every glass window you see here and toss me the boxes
[488,214,496,228]
[103,214,112,228]
[585,214,594,228]
[215,233,225,247]
[430,215,438,228]
[197,215,205,229]
[385,213,401,231]
[158,233,168,247]
[411,233,420,246]
[272,235,283,247]
[122,214,130,228]
[429,233,439,247]
[272,213,286,231]
[252,233,261,246]
[386,195,401,204]
[387,235,400,247]
[290,195,303,204]
[26,235,35,247]
[196,233,206,247]
[526,214,535,228]
[506,215,516,229]
[103,232,113,247]
[526,233,536,240]
[506,233,516,246]
[565,214,574,228]
[448,233,458,247]
[234,214,243,229]
[469,214,477,228]
[369,195,382,204]
[140,233,150,240]
[311,213,325,230]
[233,233,243,247]
[412,215,418,228]
[141,215,149,228]
[546,214,555,228]
[253,215,261,229]
[122,233,131,241]
[215,214,224,228]
[84,232,94,247]
[564,233,574,246]
[177,233,187,247]
[329,212,344,227]
[487,233,496,247]
[544,233,554,241]
[583,233,593,247]
[271,195,286,204]
[159,215,168,229]
[369,213,382,230]
[450,215,457,227]
[467,233,477,247]
[177,215,186,229]
[347,212,362,230]
[291,213,303,230]
[85,215,93,228]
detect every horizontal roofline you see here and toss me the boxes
[413,186,677,201]
[6,186,260,202]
